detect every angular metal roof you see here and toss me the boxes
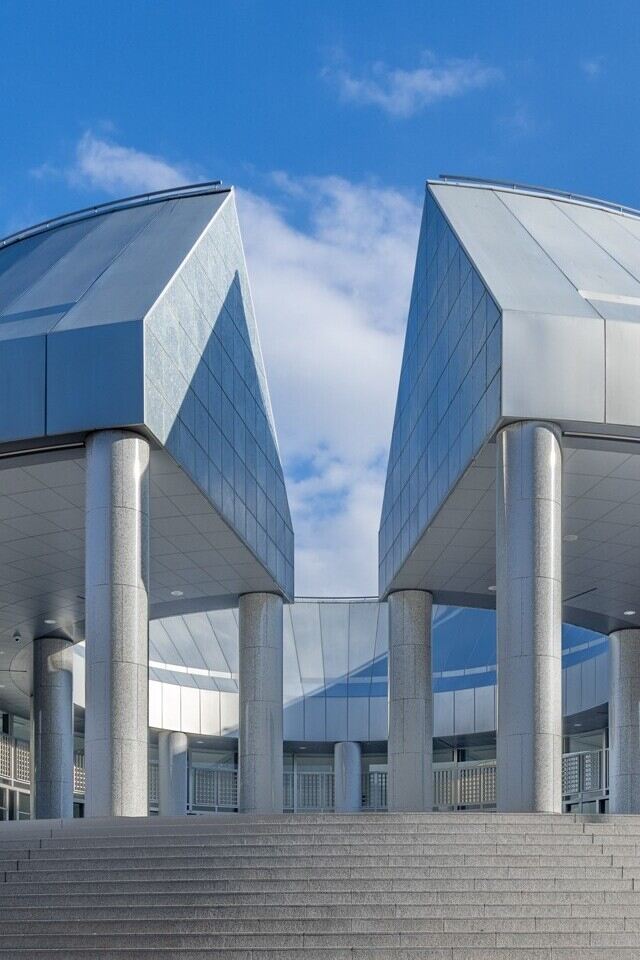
[0,185,228,340]
[429,176,640,331]
[0,185,294,688]
[380,178,640,634]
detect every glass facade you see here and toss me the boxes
[145,196,294,598]
[379,187,501,595]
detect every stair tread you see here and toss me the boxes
[1,813,638,956]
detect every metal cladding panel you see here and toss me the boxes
[220,691,238,735]
[149,680,162,728]
[290,603,324,695]
[499,191,640,298]
[429,181,640,435]
[200,688,221,736]
[0,204,162,341]
[581,654,597,709]
[304,696,325,741]
[283,698,304,740]
[548,200,640,282]
[369,696,388,740]
[565,662,583,716]
[428,183,598,318]
[0,190,228,445]
[605,311,640,426]
[0,187,293,599]
[319,603,349,680]
[325,697,348,741]
[0,217,100,320]
[161,682,181,730]
[52,196,227,332]
[595,651,609,705]
[149,620,183,665]
[474,683,496,732]
[501,309,605,423]
[283,610,304,705]
[0,335,46,442]
[453,687,474,734]
[433,690,454,737]
[348,601,379,675]
[347,696,369,741]
[47,319,144,433]
[144,193,294,599]
[209,609,239,674]
[381,179,640,599]
[379,186,501,596]
[180,686,200,733]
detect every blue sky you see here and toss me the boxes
[1,0,637,594]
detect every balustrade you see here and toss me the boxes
[0,735,610,816]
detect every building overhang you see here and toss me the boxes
[384,426,640,635]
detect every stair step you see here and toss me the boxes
[0,947,638,960]
[1,813,640,956]
[0,916,633,933]
[5,861,640,885]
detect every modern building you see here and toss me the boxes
[0,177,637,826]
[0,184,293,820]
[380,176,640,815]
[0,596,609,819]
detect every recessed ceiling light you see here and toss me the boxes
[564,534,578,542]
[44,619,56,625]
[574,722,582,728]
[624,610,636,616]
[488,585,496,592]
[196,740,204,744]
[170,590,184,597]
[0,684,5,689]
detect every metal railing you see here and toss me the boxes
[73,752,85,794]
[562,748,608,800]
[0,734,12,781]
[189,765,238,811]
[283,772,335,812]
[283,771,293,811]
[0,736,610,815]
[362,771,387,810]
[433,760,497,810]
[14,741,30,784]
[149,762,159,806]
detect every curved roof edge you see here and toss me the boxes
[0,180,229,250]
[431,174,640,222]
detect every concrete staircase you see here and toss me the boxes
[0,812,639,957]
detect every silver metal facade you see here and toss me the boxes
[0,186,293,687]
[144,193,293,599]
[380,179,640,636]
[379,191,501,596]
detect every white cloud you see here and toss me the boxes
[326,51,501,118]
[45,134,420,595]
[581,57,604,79]
[497,102,536,139]
[238,176,420,594]
[32,132,194,195]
